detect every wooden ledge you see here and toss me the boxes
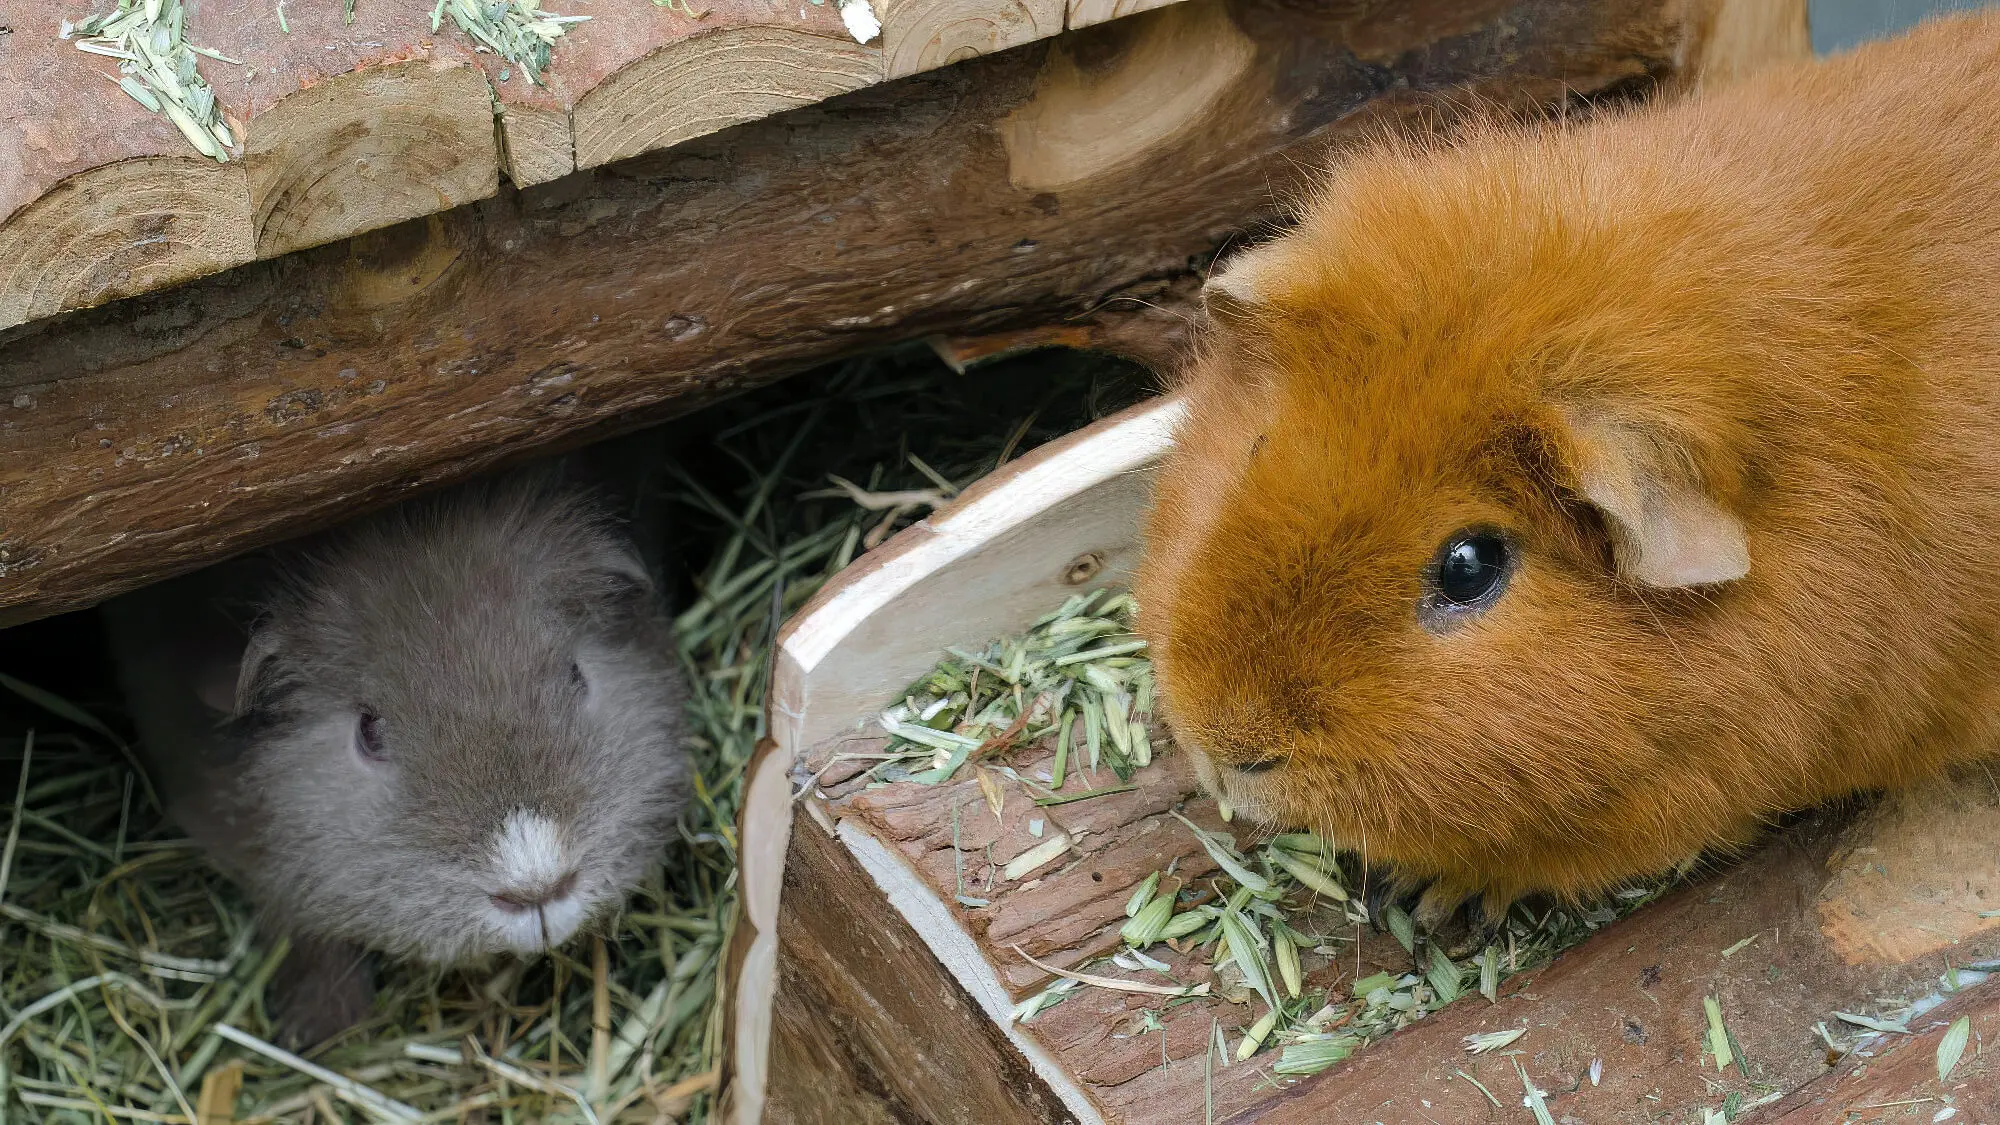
[741,393,2000,1124]
[0,0,1197,333]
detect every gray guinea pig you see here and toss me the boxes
[102,472,690,1044]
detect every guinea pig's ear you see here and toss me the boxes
[227,629,285,718]
[575,549,659,624]
[1558,413,1750,589]
[1202,240,1287,325]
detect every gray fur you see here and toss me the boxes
[106,474,690,971]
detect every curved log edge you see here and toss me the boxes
[0,0,1202,333]
[0,0,1781,630]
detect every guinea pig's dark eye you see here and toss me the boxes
[1422,528,1514,626]
[355,711,388,761]
[1438,533,1508,605]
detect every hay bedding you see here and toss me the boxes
[0,346,1149,1124]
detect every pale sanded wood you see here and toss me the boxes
[880,0,1064,79]
[1066,0,1181,31]
[573,25,882,172]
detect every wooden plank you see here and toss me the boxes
[758,812,1083,1125]
[0,0,1700,628]
[0,2,255,329]
[570,21,881,174]
[879,0,1064,79]
[744,397,2000,1123]
[1752,979,2000,1123]
[480,1,883,186]
[188,0,500,260]
[0,0,1175,330]
[1066,0,1181,32]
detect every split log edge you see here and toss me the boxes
[0,0,1205,332]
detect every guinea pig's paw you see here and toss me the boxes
[1417,887,1512,962]
[1359,869,1427,933]
[270,935,378,1050]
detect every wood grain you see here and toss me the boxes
[0,3,256,327]
[478,0,877,188]
[1751,983,2000,1123]
[0,0,1693,627]
[764,814,1083,1125]
[0,0,1165,328]
[573,25,882,172]
[759,388,2000,1125]
[880,0,1065,78]
[1066,0,1182,31]
[1000,0,1255,192]
[240,57,498,258]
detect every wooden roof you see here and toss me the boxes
[0,0,1183,332]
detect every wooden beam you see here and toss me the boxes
[0,0,1193,332]
[0,0,1700,628]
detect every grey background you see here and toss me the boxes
[1809,0,1995,53]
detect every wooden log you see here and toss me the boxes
[0,3,255,329]
[0,0,1178,331]
[879,0,1063,78]
[0,0,1709,628]
[1066,0,1181,32]
[741,392,2000,1124]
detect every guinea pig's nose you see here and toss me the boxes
[489,870,579,915]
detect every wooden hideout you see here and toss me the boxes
[738,395,2000,1125]
[13,0,1983,1122]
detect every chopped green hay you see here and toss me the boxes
[0,344,1149,1122]
[876,589,1155,788]
[431,0,588,85]
[1937,1015,1970,1082]
[64,0,239,162]
[909,601,1683,1075]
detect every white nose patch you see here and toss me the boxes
[493,809,569,890]
[487,810,587,953]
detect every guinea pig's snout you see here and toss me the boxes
[486,809,589,953]
[490,870,579,914]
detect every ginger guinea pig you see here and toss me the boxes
[1136,12,2000,933]
[104,474,690,1044]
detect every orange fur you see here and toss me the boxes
[1135,13,2000,908]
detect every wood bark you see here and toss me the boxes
[0,0,1707,628]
